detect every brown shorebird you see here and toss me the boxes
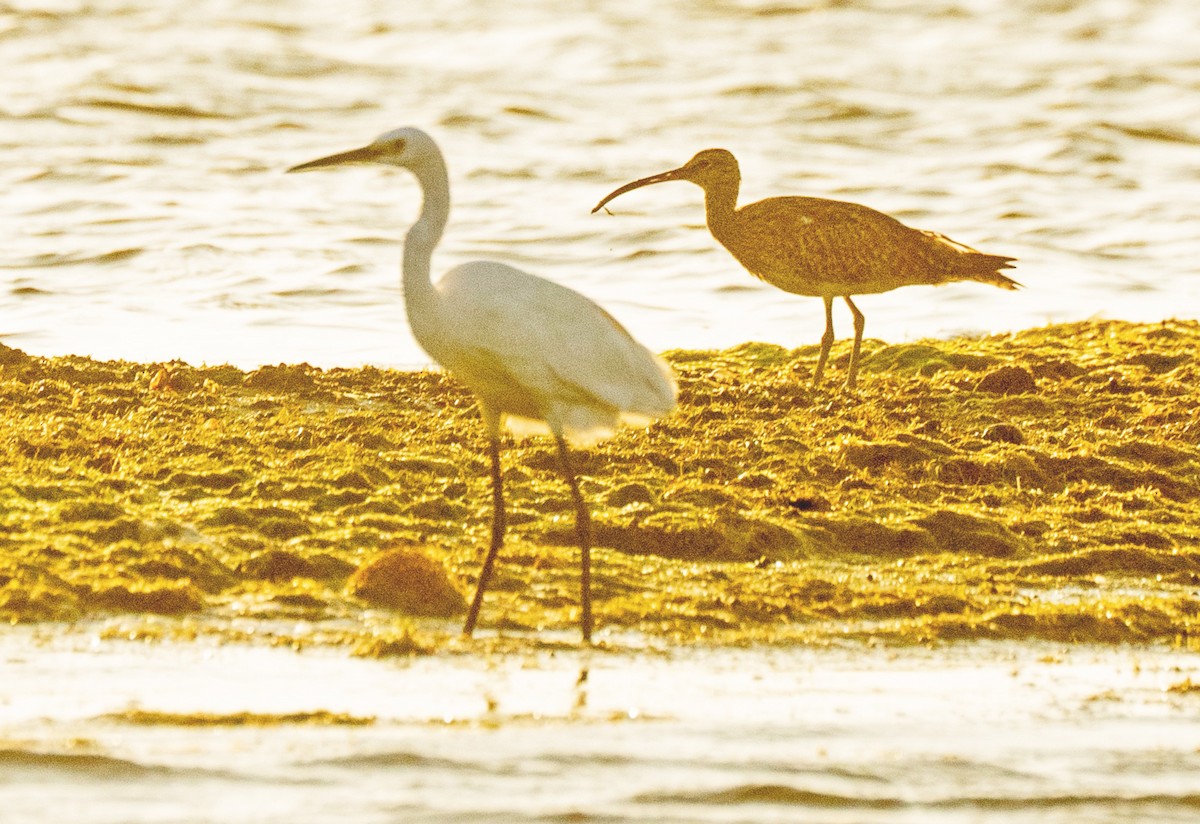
[592,149,1019,389]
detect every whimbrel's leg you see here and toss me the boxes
[844,296,865,390]
[813,295,836,387]
[464,434,506,636]
[555,434,593,643]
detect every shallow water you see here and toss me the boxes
[3,627,1200,823]
[3,0,1198,368]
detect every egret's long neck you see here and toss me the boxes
[402,154,451,342]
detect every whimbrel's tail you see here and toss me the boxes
[923,230,1020,290]
[965,253,1020,290]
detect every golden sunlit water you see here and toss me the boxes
[5,627,1200,823]
[4,0,1197,368]
[4,1,1200,821]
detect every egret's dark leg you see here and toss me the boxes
[812,295,836,387]
[844,296,865,390]
[464,435,506,637]
[554,434,593,643]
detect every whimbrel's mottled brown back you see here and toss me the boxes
[709,196,1018,298]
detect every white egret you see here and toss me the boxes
[288,127,677,642]
[593,149,1019,390]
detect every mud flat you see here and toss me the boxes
[2,319,1197,651]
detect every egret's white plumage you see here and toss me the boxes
[288,127,675,642]
[429,259,675,444]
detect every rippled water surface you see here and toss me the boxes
[4,628,1200,823]
[3,0,1198,367]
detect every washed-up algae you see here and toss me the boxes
[98,709,375,726]
[1,319,1198,650]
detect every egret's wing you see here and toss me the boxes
[434,262,676,441]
